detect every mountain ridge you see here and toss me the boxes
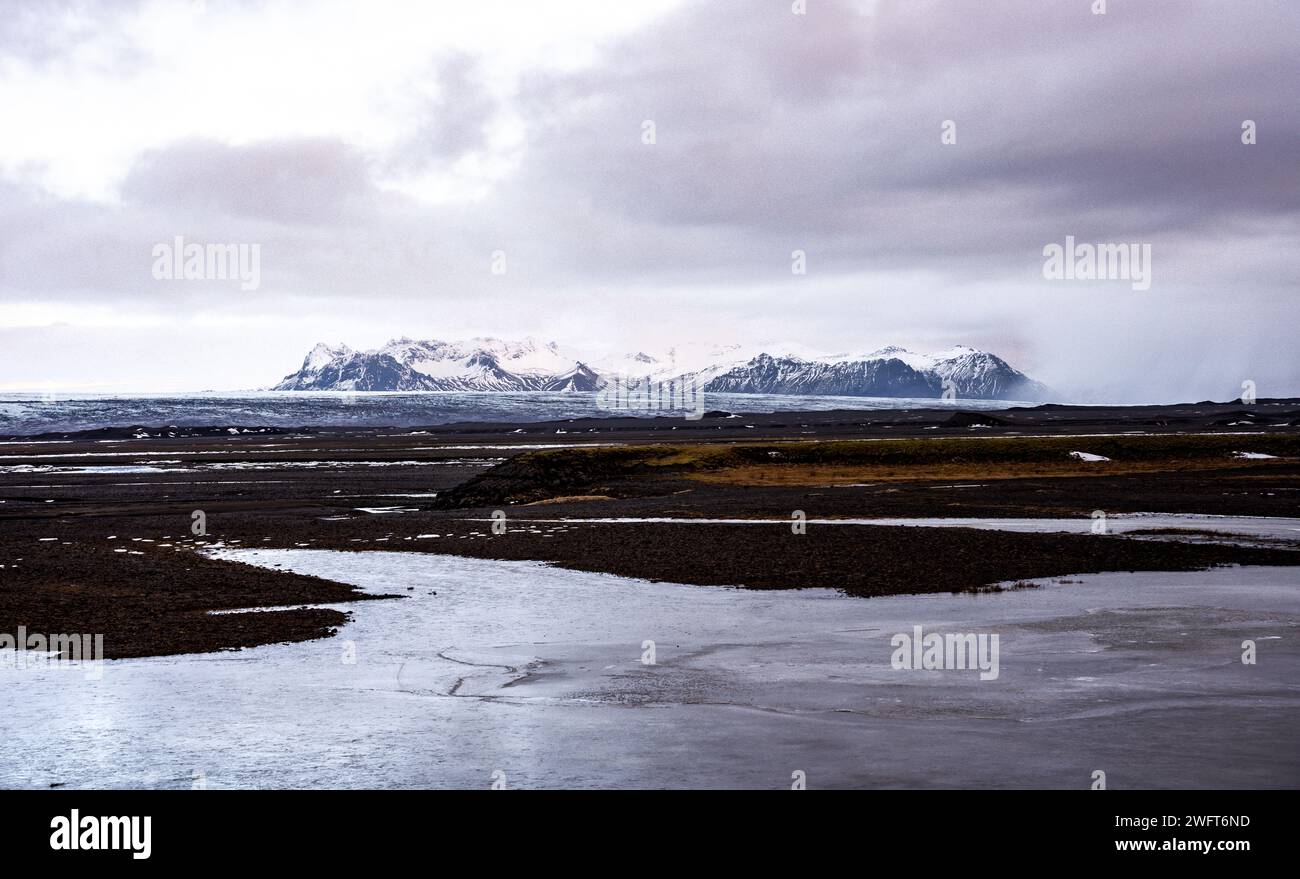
[272,337,1051,401]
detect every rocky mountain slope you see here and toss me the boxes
[272,338,1049,400]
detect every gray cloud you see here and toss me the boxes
[0,0,144,70]
[121,138,376,226]
[386,54,499,173]
[510,0,1299,270]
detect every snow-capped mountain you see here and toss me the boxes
[700,346,1047,399]
[274,337,601,392]
[272,337,1049,400]
[704,353,943,397]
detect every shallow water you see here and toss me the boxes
[2,548,1296,789]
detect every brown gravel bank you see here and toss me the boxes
[0,541,386,659]
[387,520,1300,597]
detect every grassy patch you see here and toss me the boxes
[434,433,1300,507]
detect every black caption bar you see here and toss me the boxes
[0,790,1288,865]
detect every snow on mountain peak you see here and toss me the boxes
[850,344,989,371]
[304,342,351,371]
[274,337,1046,400]
[931,345,981,361]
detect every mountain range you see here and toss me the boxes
[271,337,1050,401]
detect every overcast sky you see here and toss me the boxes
[0,0,1296,401]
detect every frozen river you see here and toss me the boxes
[2,548,1298,789]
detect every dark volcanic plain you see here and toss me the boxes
[2,399,1298,658]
